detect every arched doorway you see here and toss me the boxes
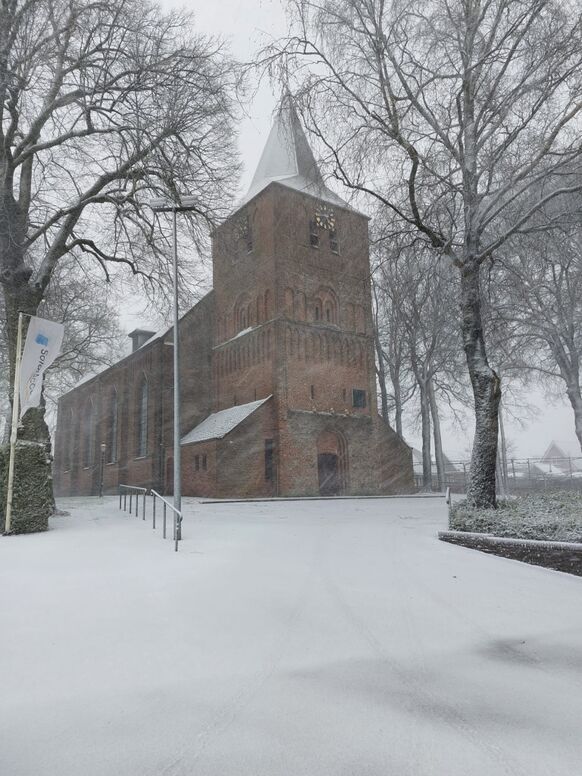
[316,430,348,496]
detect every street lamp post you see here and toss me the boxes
[149,195,199,538]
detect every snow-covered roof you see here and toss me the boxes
[181,396,272,445]
[240,98,352,211]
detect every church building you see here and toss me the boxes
[53,105,413,498]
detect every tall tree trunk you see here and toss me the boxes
[461,261,501,508]
[372,284,391,426]
[498,402,508,491]
[390,363,404,437]
[565,383,582,453]
[418,380,432,490]
[428,377,445,491]
[374,334,390,425]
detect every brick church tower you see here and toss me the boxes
[53,103,412,498]
[198,102,412,496]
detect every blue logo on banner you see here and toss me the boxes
[35,333,49,347]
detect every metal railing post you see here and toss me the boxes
[118,485,181,551]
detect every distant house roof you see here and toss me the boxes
[181,396,272,446]
[239,97,353,211]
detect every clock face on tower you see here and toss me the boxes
[314,206,336,231]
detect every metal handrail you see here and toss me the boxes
[150,489,183,552]
[119,484,148,520]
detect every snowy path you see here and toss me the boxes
[1,496,581,776]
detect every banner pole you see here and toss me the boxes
[5,312,24,534]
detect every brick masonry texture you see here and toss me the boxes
[54,181,413,498]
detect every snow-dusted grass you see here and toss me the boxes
[450,491,582,542]
[2,496,582,776]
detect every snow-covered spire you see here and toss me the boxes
[241,95,350,209]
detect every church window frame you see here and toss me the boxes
[329,228,340,254]
[136,376,149,458]
[108,387,118,464]
[64,408,74,472]
[309,220,320,248]
[352,389,367,409]
[82,398,94,469]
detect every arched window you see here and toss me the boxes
[284,287,294,317]
[295,291,306,321]
[65,408,74,471]
[136,377,148,457]
[82,399,94,468]
[108,388,118,463]
[314,300,322,321]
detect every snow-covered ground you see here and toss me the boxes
[1,496,582,776]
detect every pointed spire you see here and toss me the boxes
[241,94,350,209]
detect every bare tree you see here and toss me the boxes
[372,263,415,438]
[374,239,463,490]
[0,260,124,443]
[498,220,582,451]
[266,0,582,507]
[0,0,240,526]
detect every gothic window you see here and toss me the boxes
[309,220,319,248]
[329,229,339,254]
[65,408,74,471]
[314,301,322,321]
[325,303,332,322]
[284,287,294,317]
[136,377,148,457]
[235,212,253,255]
[295,291,306,321]
[82,399,94,468]
[108,388,118,463]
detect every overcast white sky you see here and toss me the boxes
[132,0,581,461]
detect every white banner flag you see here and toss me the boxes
[19,316,65,418]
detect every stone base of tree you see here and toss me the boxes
[439,530,582,577]
[0,443,54,534]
